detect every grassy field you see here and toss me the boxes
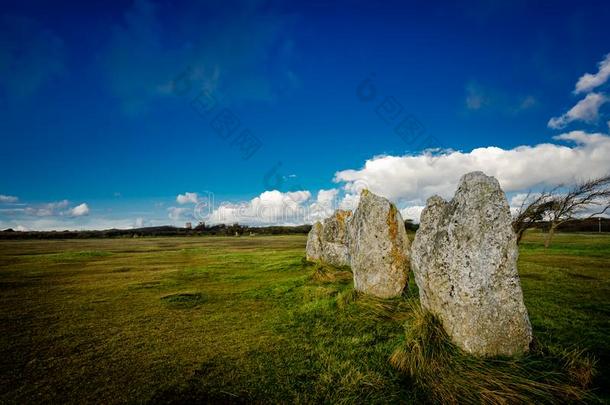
[0,232,608,403]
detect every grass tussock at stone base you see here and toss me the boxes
[390,302,599,404]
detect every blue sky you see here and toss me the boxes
[1,0,610,230]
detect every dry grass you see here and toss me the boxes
[390,302,598,404]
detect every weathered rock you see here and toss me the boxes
[305,210,352,267]
[321,210,352,266]
[305,221,324,261]
[348,190,411,298]
[411,171,532,356]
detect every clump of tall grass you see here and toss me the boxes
[349,293,413,322]
[390,302,598,404]
[308,261,352,283]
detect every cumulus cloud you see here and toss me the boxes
[69,203,90,217]
[338,193,360,211]
[199,189,346,226]
[574,53,610,94]
[306,189,339,222]
[548,93,608,129]
[334,131,610,206]
[205,190,311,226]
[176,192,200,204]
[400,206,426,222]
[0,195,18,203]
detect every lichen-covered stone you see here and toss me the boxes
[321,210,352,266]
[305,210,352,266]
[348,190,410,298]
[411,171,532,356]
[305,221,324,261]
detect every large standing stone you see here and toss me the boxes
[305,210,352,267]
[349,190,411,298]
[305,221,324,261]
[321,210,352,266]
[411,171,532,356]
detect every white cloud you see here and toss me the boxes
[18,200,89,218]
[0,215,173,232]
[509,193,534,208]
[200,189,345,226]
[69,203,90,217]
[176,192,199,204]
[3,199,93,218]
[334,132,610,205]
[575,53,610,94]
[24,200,70,216]
[307,189,339,222]
[0,195,18,203]
[338,193,359,211]
[400,206,425,222]
[168,207,191,221]
[205,190,312,226]
[548,93,608,129]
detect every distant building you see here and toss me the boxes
[185,222,192,229]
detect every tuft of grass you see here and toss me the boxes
[309,261,352,283]
[557,347,598,389]
[390,302,599,404]
[350,293,413,322]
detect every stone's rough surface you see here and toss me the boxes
[305,210,352,266]
[349,190,411,298]
[321,210,352,267]
[411,171,532,356]
[305,221,324,261]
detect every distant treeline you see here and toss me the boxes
[402,218,610,233]
[0,218,607,240]
[536,217,610,233]
[0,223,312,240]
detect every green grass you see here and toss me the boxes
[0,233,608,403]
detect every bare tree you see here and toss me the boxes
[512,190,553,244]
[542,175,610,248]
[512,175,610,247]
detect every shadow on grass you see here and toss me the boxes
[161,292,206,309]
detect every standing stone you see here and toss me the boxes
[305,221,324,261]
[321,210,352,267]
[305,210,352,267]
[411,171,532,356]
[349,190,411,298]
